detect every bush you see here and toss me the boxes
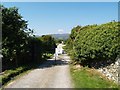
[66,21,120,66]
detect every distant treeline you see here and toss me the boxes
[50,34,70,41]
[1,5,56,71]
[65,21,120,67]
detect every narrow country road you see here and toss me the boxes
[5,54,73,88]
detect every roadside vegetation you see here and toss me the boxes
[65,22,120,67]
[1,5,56,86]
[70,65,118,88]
[65,21,120,88]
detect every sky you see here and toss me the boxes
[2,0,119,2]
[2,2,118,35]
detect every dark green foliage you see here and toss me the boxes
[28,37,42,63]
[1,5,55,71]
[65,21,120,67]
[65,26,82,60]
[1,5,34,69]
[55,39,63,44]
[39,35,56,54]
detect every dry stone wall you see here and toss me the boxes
[97,57,120,84]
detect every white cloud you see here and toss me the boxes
[58,29,64,34]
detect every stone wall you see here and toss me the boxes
[97,57,120,84]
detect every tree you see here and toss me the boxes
[39,35,56,54]
[1,5,33,68]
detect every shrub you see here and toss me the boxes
[66,21,120,66]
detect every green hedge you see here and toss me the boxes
[66,21,120,65]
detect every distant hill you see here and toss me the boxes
[35,33,70,40]
[50,34,70,40]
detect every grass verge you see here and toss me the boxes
[70,65,118,88]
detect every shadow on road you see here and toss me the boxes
[38,59,68,69]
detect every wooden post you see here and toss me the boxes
[55,48,57,64]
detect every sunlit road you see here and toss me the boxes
[5,54,73,88]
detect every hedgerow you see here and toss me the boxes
[66,21,120,66]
